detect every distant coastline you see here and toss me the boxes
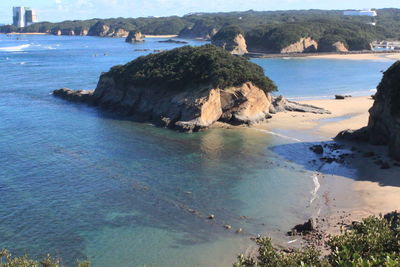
[246,50,400,60]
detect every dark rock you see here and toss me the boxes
[336,62,400,160]
[363,151,375,157]
[380,162,391,169]
[310,145,324,154]
[335,94,346,100]
[288,219,315,236]
[158,39,188,44]
[208,214,215,220]
[336,127,369,142]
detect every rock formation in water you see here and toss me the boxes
[53,45,277,132]
[280,37,318,53]
[337,61,400,160]
[211,25,248,55]
[125,31,145,43]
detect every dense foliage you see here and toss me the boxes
[245,20,385,52]
[105,44,276,93]
[212,25,244,42]
[234,212,400,267]
[2,9,400,52]
[0,249,90,267]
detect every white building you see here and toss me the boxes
[344,9,377,17]
[13,6,38,27]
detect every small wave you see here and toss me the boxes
[19,62,26,65]
[0,44,30,52]
[309,173,320,204]
[254,128,302,142]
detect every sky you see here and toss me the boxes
[1,0,399,23]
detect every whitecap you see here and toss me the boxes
[0,44,31,52]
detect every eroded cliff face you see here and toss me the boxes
[87,22,129,37]
[366,62,400,160]
[337,61,400,160]
[53,81,272,132]
[212,34,248,55]
[280,37,318,53]
[318,41,348,52]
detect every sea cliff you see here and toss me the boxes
[337,61,400,160]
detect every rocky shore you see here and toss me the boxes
[337,61,400,160]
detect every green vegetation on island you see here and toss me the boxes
[106,44,277,93]
[235,212,400,267]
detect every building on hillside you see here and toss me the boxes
[13,7,38,27]
[343,9,377,17]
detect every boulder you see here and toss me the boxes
[126,31,145,43]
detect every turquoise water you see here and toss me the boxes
[0,35,396,266]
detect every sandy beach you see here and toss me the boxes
[144,34,178,38]
[1,32,49,35]
[309,53,400,61]
[258,96,400,247]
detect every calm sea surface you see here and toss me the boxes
[0,35,395,266]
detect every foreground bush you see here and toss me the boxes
[234,212,400,267]
[0,249,90,267]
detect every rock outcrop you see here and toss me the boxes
[126,31,145,43]
[212,33,248,55]
[53,45,277,132]
[337,61,400,160]
[318,41,348,52]
[271,96,331,114]
[53,82,272,132]
[88,22,129,37]
[280,37,318,53]
[178,21,217,40]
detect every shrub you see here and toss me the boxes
[234,212,400,267]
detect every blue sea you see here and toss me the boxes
[0,34,396,266]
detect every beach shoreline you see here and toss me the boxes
[255,95,400,250]
[247,51,400,61]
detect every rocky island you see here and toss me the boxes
[337,61,400,160]
[53,45,276,132]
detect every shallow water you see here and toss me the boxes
[0,34,396,266]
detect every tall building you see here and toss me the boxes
[343,9,377,17]
[13,7,38,27]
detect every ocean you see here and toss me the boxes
[0,34,396,266]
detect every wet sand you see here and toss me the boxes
[258,96,400,248]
